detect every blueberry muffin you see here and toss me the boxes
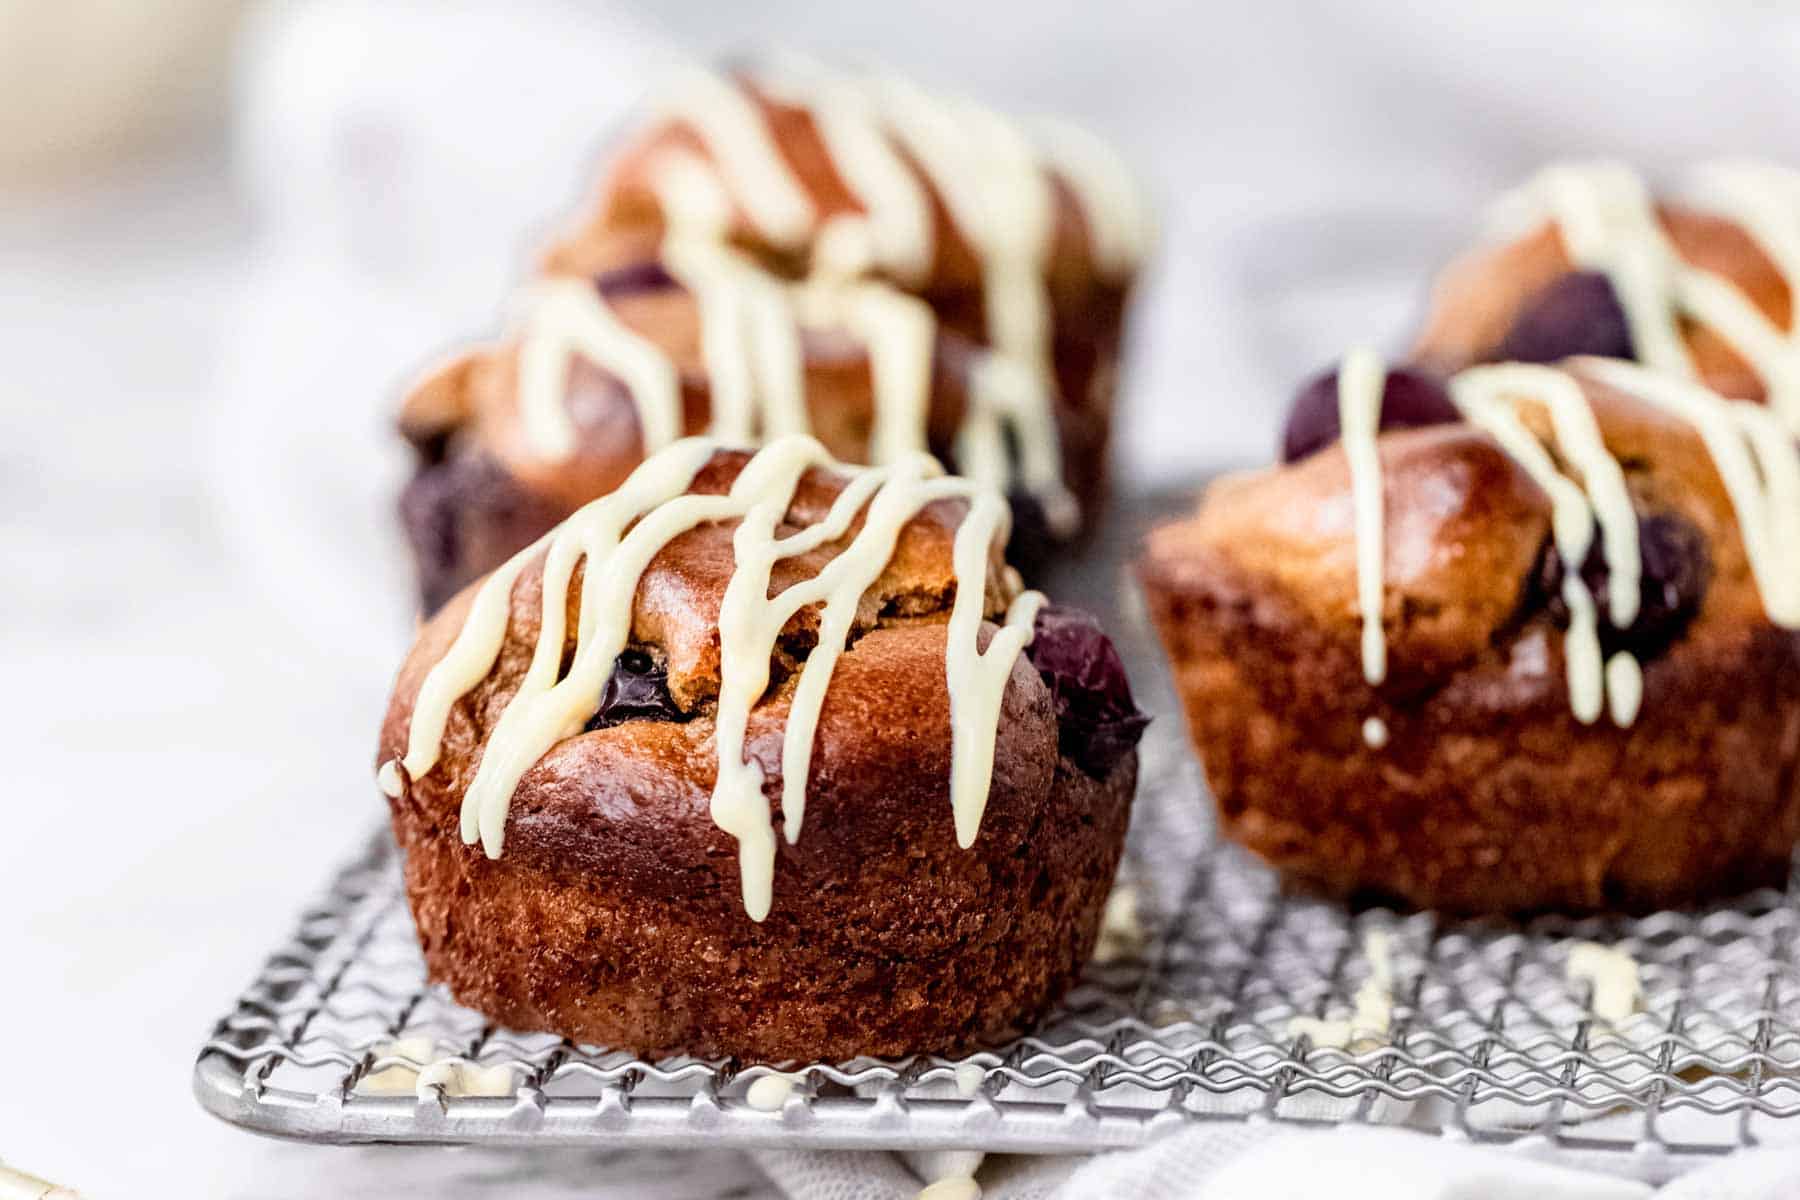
[399,60,1151,613]
[377,435,1145,1060]
[1141,352,1799,913]
[1412,160,1799,436]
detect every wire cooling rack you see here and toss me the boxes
[194,500,1800,1181]
[191,728,1800,1181]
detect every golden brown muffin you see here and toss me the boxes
[1411,162,1797,425]
[1140,360,1800,913]
[379,443,1145,1060]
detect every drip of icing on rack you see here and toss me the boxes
[511,60,1153,535]
[1332,352,1796,735]
[378,434,1044,922]
[1489,161,1800,435]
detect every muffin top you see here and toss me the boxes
[1145,355,1797,727]
[1411,161,1799,437]
[380,435,1145,920]
[543,59,1151,308]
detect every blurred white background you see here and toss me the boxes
[2,1,1797,1194]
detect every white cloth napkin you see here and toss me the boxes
[756,1132,1800,1199]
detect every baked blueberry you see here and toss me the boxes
[1281,365,1458,463]
[1497,271,1634,365]
[1536,510,1711,657]
[586,650,684,730]
[1026,604,1149,778]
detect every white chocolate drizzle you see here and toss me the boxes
[791,277,938,468]
[1573,358,1800,628]
[1288,930,1395,1051]
[1491,161,1800,436]
[745,1072,799,1111]
[1450,364,1643,725]
[656,67,816,249]
[380,435,1042,921]
[755,54,934,284]
[1328,357,1799,734]
[1337,347,1389,686]
[516,278,681,461]
[663,239,807,442]
[1033,118,1156,281]
[1566,941,1643,1024]
[520,61,1150,522]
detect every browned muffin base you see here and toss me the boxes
[1142,564,1800,913]
[391,750,1132,1061]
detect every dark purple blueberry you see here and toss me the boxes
[594,260,679,298]
[1004,489,1056,583]
[400,454,558,615]
[585,649,685,731]
[1025,604,1149,778]
[1497,271,1635,365]
[1536,510,1711,656]
[1280,365,1459,463]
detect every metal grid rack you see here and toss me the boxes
[193,726,1800,1181]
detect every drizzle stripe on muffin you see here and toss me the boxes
[515,62,1152,529]
[1491,161,1800,434]
[1312,354,1796,731]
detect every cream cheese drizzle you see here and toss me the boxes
[380,435,1042,922]
[514,252,1069,528]
[1566,941,1643,1024]
[647,149,733,242]
[1449,364,1642,726]
[1336,347,1389,686]
[1492,161,1800,435]
[745,1072,798,1111]
[1287,929,1395,1051]
[961,354,1080,537]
